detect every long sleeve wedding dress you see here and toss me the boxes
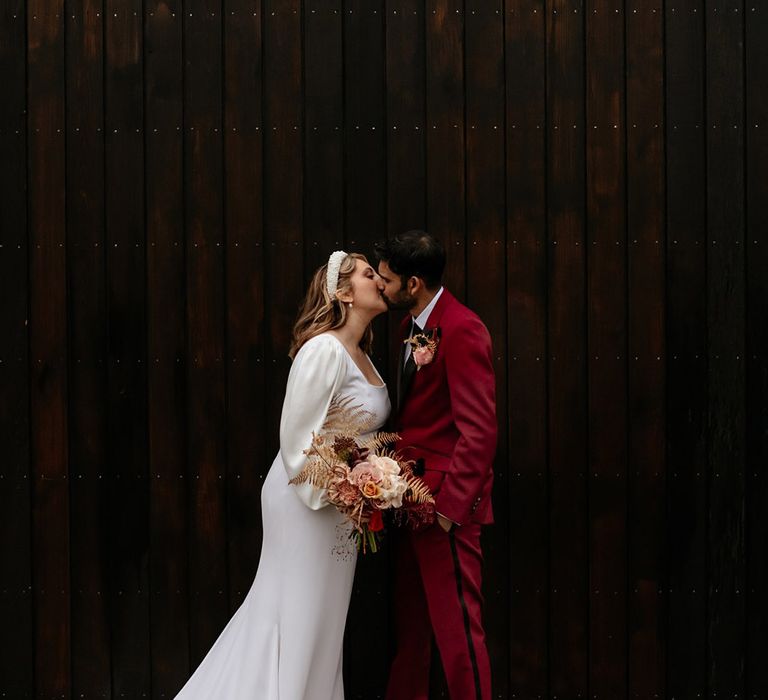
[175,333,390,700]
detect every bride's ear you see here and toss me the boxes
[336,289,354,305]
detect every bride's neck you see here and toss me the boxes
[333,312,371,350]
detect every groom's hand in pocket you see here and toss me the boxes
[436,513,454,532]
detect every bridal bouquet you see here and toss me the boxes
[289,396,436,553]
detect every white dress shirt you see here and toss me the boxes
[404,286,444,366]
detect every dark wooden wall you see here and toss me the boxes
[1,0,766,698]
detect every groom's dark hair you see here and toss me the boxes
[373,230,446,290]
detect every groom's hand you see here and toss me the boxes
[436,514,453,532]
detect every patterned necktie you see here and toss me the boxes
[397,320,422,411]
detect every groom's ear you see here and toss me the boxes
[406,275,423,296]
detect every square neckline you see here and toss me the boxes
[322,333,387,389]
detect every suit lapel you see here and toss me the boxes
[424,287,452,331]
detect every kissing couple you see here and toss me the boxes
[174,230,497,700]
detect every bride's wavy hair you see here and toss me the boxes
[288,252,374,359]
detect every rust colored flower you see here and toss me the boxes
[331,478,361,507]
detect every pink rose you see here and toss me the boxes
[413,346,435,367]
[348,462,383,486]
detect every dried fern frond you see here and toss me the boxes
[320,395,378,436]
[358,431,401,452]
[321,396,362,429]
[403,472,435,504]
[349,410,379,434]
[288,459,335,489]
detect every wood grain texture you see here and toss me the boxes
[585,2,628,698]
[745,5,768,698]
[27,0,71,694]
[183,0,229,670]
[546,2,589,697]
[665,2,708,698]
[426,0,466,301]
[104,0,150,693]
[145,0,189,692]
[626,5,666,700]
[66,0,111,694]
[0,0,33,694]
[223,0,265,626]
[505,1,547,697]
[705,1,747,697]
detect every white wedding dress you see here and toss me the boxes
[175,333,390,700]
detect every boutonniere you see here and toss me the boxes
[404,327,441,370]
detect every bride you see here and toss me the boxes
[175,251,391,699]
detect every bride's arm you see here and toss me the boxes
[278,335,346,509]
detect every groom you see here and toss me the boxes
[374,231,497,700]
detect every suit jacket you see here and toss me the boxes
[395,289,497,526]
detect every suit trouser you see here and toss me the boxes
[385,521,491,700]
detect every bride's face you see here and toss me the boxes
[345,259,387,315]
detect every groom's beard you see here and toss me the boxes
[383,288,417,311]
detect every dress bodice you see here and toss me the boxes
[321,333,391,438]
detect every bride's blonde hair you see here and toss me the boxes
[288,252,374,359]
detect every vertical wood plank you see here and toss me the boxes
[66,0,111,694]
[27,0,71,694]
[545,1,589,697]
[426,0,465,300]
[585,1,627,697]
[664,3,708,698]
[705,2,747,696]
[224,0,265,618]
[344,0,386,259]
[262,0,302,455]
[0,0,33,694]
[505,1,547,697]
[464,1,508,697]
[145,0,189,692]
[385,0,426,237]
[745,5,768,698]
[104,0,150,692]
[304,3,343,275]
[184,0,229,665]
[625,5,666,699]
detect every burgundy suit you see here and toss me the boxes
[385,289,497,700]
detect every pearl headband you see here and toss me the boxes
[325,250,348,298]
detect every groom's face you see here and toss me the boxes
[377,260,417,311]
